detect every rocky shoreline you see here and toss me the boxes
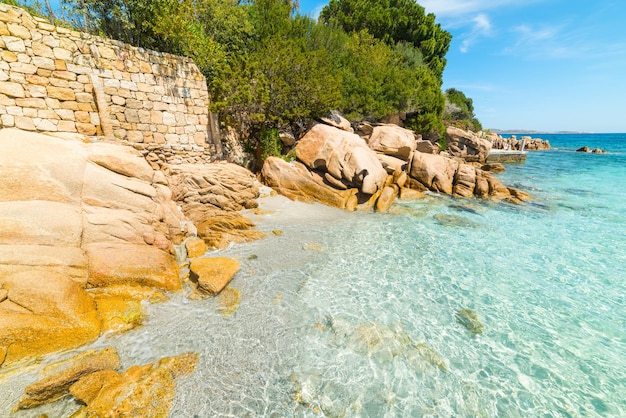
[0,119,538,415]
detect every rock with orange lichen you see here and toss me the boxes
[0,270,102,370]
[69,352,199,418]
[196,210,266,250]
[15,347,120,410]
[185,236,207,258]
[189,257,240,298]
[88,285,169,334]
[0,129,185,368]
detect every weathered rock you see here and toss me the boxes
[0,128,191,366]
[415,139,439,154]
[320,110,353,132]
[375,186,398,213]
[87,142,154,182]
[0,244,88,283]
[69,369,124,405]
[409,152,459,195]
[0,200,83,246]
[90,292,146,334]
[404,177,429,192]
[185,236,207,258]
[85,243,181,291]
[453,164,477,198]
[491,134,550,151]
[367,124,416,160]
[196,210,266,249]
[481,163,506,173]
[507,188,532,204]
[474,170,490,198]
[399,188,425,201]
[15,347,120,410]
[483,171,511,199]
[168,163,259,224]
[393,171,408,188]
[446,126,491,163]
[296,123,387,195]
[0,270,101,369]
[279,131,296,146]
[261,157,359,210]
[576,145,608,154]
[354,121,374,137]
[189,257,240,297]
[376,154,408,174]
[70,352,199,418]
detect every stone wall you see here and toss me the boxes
[0,4,220,165]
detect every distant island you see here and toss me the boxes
[490,129,594,135]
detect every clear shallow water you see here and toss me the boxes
[2,134,625,417]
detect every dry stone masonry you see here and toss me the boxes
[0,4,218,165]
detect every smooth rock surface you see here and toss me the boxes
[0,129,183,367]
[261,157,359,211]
[367,124,417,161]
[189,257,241,297]
[410,152,459,195]
[0,270,101,369]
[296,123,387,195]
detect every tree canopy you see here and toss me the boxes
[443,88,483,132]
[319,0,451,77]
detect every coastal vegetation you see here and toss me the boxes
[443,88,483,132]
[6,0,486,156]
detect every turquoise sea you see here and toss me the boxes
[2,134,625,417]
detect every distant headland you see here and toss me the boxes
[490,129,594,135]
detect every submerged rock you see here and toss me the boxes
[15,347,121,410]
[326,317,448,372]
[455,308,485,334]
[218,287,241,317]
[69,352,199,418]
[405,343,448,372]
[434,214,480,228]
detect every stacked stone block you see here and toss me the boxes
[0,4,214,164]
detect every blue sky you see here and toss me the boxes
[300,0,626,132]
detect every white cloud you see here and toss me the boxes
[459,13,492,53]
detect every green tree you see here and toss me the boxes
[319,0,451,77]
[404,67,446,139]
[319,0,450,138]
[443,88,482,132]
[214,3,341,160]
